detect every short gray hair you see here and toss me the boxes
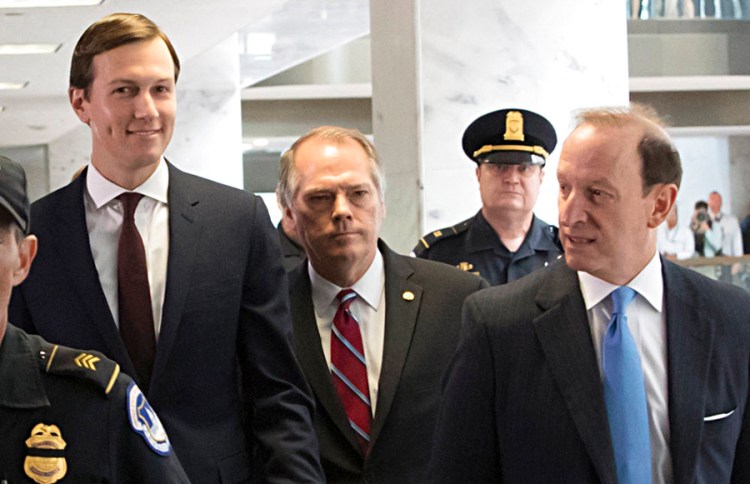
[277,126,385,209]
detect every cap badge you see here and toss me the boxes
[503,111,525,142]
[24,423,68,484]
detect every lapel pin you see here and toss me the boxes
[402,291,415,301]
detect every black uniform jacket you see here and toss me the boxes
[0,324,189,483]
[414,210,562,286]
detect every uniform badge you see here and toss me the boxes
[24,423,67,484]
[127,382,171,456]
[457,261,474,272]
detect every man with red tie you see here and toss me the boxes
[10,13,323,483]
[278,126,487,483]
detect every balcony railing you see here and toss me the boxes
[677,254,750,291]
[628,0,750,19]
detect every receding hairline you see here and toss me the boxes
[279,126,384,209]
[571,104,671,143]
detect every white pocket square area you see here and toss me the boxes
[704,409,736,422]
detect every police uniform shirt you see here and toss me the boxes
[0,324,188,483]
[414,210,562,286]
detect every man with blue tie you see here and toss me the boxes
[429,105,750,483]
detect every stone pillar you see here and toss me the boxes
[47,34,243,191]
[371,0,630,253]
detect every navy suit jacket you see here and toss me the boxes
[429,258,750,483]
[10,164,324,483]
[289,241,487,483]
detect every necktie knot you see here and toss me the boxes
[118,192,144,221]
[337,289,357,310]
[611,286,636,316]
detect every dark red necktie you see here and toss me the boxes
[330,289,372,452]
[117,192,156,392]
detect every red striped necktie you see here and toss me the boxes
[330,289,372,452]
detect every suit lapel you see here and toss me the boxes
[50,172,137,376]
[532,262,617,484]
[370,242,421,444]
[151,163,202,388]
[289,266,362,453]
[663,262,712,484]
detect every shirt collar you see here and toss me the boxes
[0,325,50,409]
[309,249,385,311]
[85,158,169,208]
[578,250,663,312]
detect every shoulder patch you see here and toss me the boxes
[413,217,473,256]
[127,382,172,456]
[41,344,120,397]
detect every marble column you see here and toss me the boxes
[371,0,630,253]
[47,34,243,191]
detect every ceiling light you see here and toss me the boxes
[0,0,103,7]
[0,43,60,54]
[0,81,28,89]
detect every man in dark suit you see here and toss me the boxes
[0,155,189,483]
[9,13,323,483]
[277,126,487,483]
[430,105,750,483]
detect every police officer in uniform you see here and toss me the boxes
[413,108,563,286]
[0,155,188,483]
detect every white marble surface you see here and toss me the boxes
[167,35,244,188]
[418,0,630,233]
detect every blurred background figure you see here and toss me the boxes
[708,190,744,257]
[657,203,695,259]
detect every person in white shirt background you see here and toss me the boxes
[708,190,743,256]
[657,203,695,259]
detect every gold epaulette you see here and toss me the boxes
[38,343,121,397]
[413,217,472,256]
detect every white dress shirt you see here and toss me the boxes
[710,210,744,256]
[309,251,386,417]
[578,251,673,484]
[657,222,695,260]
[84,160,170,338]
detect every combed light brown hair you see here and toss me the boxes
[572,103,682,194]
[70,12,180,97]
[277,126,385,208]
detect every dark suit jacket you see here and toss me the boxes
[429,258,750,483]
[9,164,324,484]
[276,222,305,273]
[289,241,487,483]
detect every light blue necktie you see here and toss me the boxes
[603,286,652,484]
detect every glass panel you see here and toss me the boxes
[677,255,750,292]
[628,0,750,19]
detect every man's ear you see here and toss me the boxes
[647,184,678,229]
[69,87,91,124]
[13,234,38,287]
